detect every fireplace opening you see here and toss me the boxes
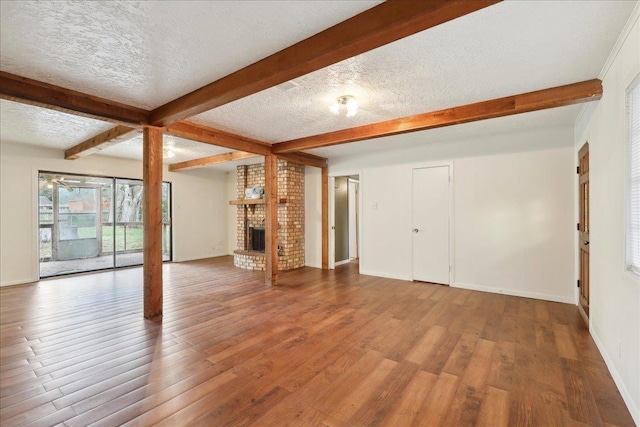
[249,227,265,252]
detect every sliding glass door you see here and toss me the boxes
[39,172,171,278]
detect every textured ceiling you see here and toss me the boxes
[0,98,238,165]
[0,0,380,110]
[98,134,235,165]
[0,1,637,167]
[193,1,636,143]
[0,99,115,149]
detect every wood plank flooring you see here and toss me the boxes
[0,256,634,426]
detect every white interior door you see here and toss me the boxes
[412,166,450,284]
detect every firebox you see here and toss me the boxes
[248,227,265,252]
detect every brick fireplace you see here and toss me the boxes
[233,160,304,271]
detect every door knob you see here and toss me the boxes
[584,241,589,245]
[413,229,419,233]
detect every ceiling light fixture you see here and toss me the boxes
[330,95,358,117]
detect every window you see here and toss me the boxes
[38,171,172,278]
[627,76,640,275]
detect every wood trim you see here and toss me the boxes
[143,127,163,321]
[273,79,604,153]
[0,71,149,125]
[148,0,501,126]
[276,152,327,169]
[321,167,329,270]
[229,198,287,206]
[264,154,279,285]
[164,121,271,156]
[169,151,259,171]
[65,126,137,159]
[169,150,327,172]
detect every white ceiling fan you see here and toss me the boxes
[38,174,74,192]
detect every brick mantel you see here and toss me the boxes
[233,160,304,271]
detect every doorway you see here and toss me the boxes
[412,165,451,285]
[578,143,590,319]
[38,171,172,278]
[331,175,360,267]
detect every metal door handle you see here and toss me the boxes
[413,229,419,233]
[584,241,589,245]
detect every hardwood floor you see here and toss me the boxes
[0,256,634,426]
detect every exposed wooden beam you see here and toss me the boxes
[264,154,279,286]
[149,0,501,126]
[143,127,163,321]
[272,79,603,153]
[65,125,137,159]
[0,71,149,125]
[276,152,327,169]
[168,151,259,172]
[321,167,329,270]
[164,121,271,156]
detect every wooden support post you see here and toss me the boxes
[321,167,329,270]
[143,127,163,321]
[264,154,278,285]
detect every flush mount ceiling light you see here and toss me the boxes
[330,95,358,117]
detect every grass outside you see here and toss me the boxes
[40,225,170,259]
[76,226,144,252]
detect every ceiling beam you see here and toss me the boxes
[276,152,327,169]
[65,125,138,159]
[0,71,149,125]
[148,0,502,126]
[272,79,603,153]
[164,121,272,156]
[168,151,260,172]
[168,148,328,172]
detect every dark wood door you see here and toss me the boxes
[578,142,590,317]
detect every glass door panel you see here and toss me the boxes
[162,182,172,262]
[115,179,144,268]
[39,173,113,277]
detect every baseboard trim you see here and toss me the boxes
[590,328,640,425]
[452,282,575,304]
[174,252,230,263]
[335,259,351,266]
[359,269,411,281]
[578,304,589,327]
[0,277,38,287]
[305,263,322,269]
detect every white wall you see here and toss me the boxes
[329,126,576,303]
[226,170,238,255]
[574,8,639,423]
[0,141,230,286]
[305,167,322,268]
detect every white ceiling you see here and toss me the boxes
[0,1,637,169]
[0,0,380,110]
[193,1,636,143]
